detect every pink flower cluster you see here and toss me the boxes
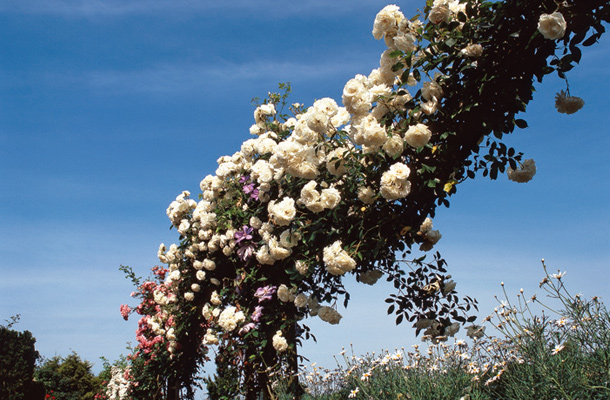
[120,304,131,321]
[135,315,165,354]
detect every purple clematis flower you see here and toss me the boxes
[254,286,276,303]
[243,183,260,201]
[236,243,256,261]
[239,322,257,335]
[251,306,264,322]
[235,225,253,243]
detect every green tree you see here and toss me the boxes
[35,352,103,400]
[0,316,43,400]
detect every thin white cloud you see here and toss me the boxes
[0,52,380,95]
[83,55,379,95]
[0,0,393,18]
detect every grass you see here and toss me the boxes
[272,261,610,400]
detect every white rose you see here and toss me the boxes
[466,325,485,339]
[380,181,411,200]
[323,240,356,276]
[268,197,297,226]
[507,159,536,183]
[294,293,308,308]
[320,187,341,210]
[404,123,432,148]
[358,270,383,285]
[313,97,339,117]
[421,81,443,102]
[389,162,411,180]
[249,124,263,136]
[420,98,439,115]
[203,259,216,271]
[460,43,483,58]
[306,110,330,134]
[277,284,295,302]
[554,90,584,114]
[254,103,276,125]
[268,237,292,260]
[279,229,298,248]
[420,217,433,233]
[295,260,309,275]
[330,107,350,127]
[343,77,366,99]
[355,115,388,148]
[203,329,219,345]
[272,330,288,352]
[382,134,404,158]
[299,181,321,208]
[426,229,442,244]
[255,245,276,265]
[255,137,278,155]
[317,306,342,325]
[358,186,375,205]
[429,5,450,25]
[169,270,181,282]
[210,290,221,306]
[393,31,416,52]
[292,161,320,180]
[380,167,411,200]
[251,160,274,184]
[372,5,403,40]
[538,12,566,40]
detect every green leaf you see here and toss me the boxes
[583,34,599,46]
[515,119,528,129]
[392,62,405,72]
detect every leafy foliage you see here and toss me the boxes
[0,316,42,400]
[35,352,104,400]
[274,263,610,399]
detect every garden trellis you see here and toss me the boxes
[109,0,609,399]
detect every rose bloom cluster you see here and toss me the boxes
[124,0,578,369]
[112,4,594,395]
[142,0,580,364]
[147,3,470,359]
[121,266,183,358]
[105,366,131,400]
[428,0,467,25]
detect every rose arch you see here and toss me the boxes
[107,0,609,399]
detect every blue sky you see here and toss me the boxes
[1,0,608,377]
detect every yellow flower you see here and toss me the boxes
[444,179,457,193]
